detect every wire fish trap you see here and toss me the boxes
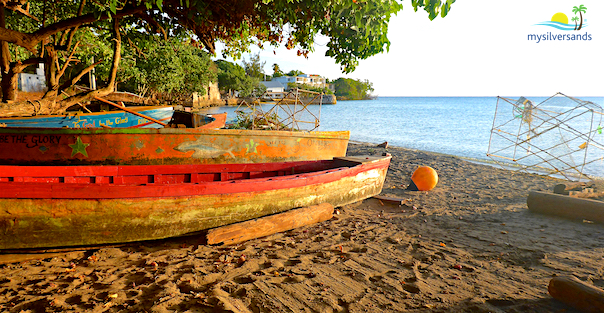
[487,92,604,181]
[229,88,323,131]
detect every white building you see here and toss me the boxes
[260,81,287,98]
[18,64,46,92]
[272,74,327,89]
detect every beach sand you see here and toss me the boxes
[1,143,603,312]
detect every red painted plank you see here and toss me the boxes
[0,157,389,199]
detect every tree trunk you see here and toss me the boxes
[0,69,18,103]
[0,7,16,103]
[578,12,583,30]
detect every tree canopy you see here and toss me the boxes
[215,59,265,98]
[332,78,374,100]
[0,0,455,114]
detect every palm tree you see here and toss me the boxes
[572,5,587,30]
[272,63,283,77]
[571,16,579,30]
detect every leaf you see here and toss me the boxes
[109,1,116,15]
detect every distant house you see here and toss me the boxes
[260,80,286,98]
[272,74,327,90]
[18,64,46,93]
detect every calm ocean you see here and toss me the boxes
[200,96,604,178]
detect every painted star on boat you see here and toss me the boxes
[69,136,90,157]
[246,139,259,154]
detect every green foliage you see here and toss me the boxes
[272,64,284,78]
[412,0,456,19]
[128,39,215,99]
[215,60,265,98]
[332,78,374,100]
[286,70,304,77]
[1,0,455,104]
[218,0,455,73]
[242,53,266,80]
[572,4,587,14]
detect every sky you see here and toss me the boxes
[215,0,602,97]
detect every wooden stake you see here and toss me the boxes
[206,203,334,245]
[549,276,604,313]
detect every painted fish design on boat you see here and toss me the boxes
[174,139,235,159]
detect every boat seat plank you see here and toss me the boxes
[334,155,386,164]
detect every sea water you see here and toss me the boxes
[200,96,604,178]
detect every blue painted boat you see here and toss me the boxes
[0,106,174,128]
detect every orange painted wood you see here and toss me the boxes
[209,112,227,129]
[0,127,349,166]
[549,276,604,313]
[207,203,334,245]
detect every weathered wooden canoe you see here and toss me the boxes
[0,127,349,165]
[0,154,391,249]
[0,106,174,128]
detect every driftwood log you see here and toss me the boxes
[206,203,334,245]
[549,276,604,313]
[527,191,604,224]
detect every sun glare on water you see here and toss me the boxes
[551,12,568,24]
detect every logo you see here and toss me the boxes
[528,4,592,43]
[535,5,588,31]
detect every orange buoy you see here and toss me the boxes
[411,166,438,191]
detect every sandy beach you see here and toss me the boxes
[1,142,603,312]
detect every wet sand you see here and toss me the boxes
[1,143,603,312]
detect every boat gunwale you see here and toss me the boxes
[0,126,350,138]
[0,106,174,121]
[0,156,390,199]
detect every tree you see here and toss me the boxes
[332,78,374,100]
[272,63,283,78]
[215,59,262,98]
[572,5,587,30]
[286,70,304,77]
[571,16,579,30]
[132,39,216,101]
[242,52,265,80]
[0,0,454,114]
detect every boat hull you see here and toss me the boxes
[0,155,390,249]
[0,127,349,165]
[0,106,174,128]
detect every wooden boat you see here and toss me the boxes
[0,154,391,249]
[167,111,227,129]
[0,105,175,128]
[0,126,349,165]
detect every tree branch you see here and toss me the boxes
[57,58,102,93]
[54,17,122,109]
[56,41,80,80]
[0,5,146,53]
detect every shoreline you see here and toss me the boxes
[1,142,603,312]
[349,140,604,181]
